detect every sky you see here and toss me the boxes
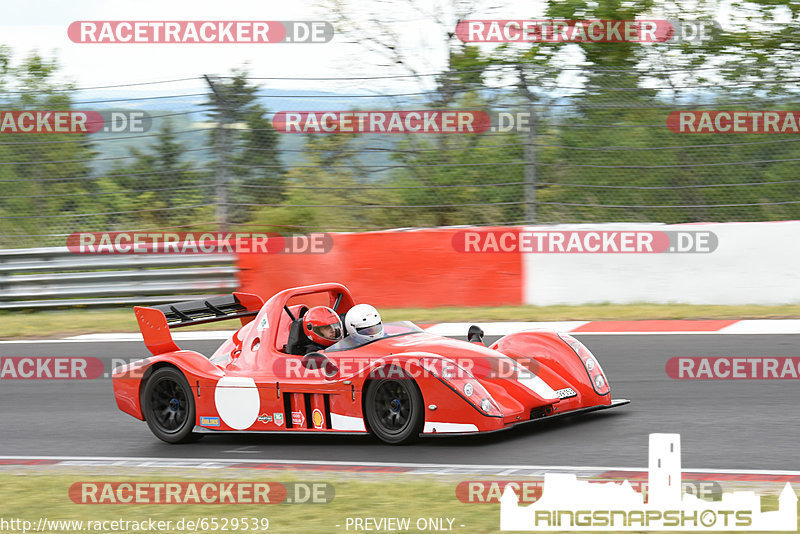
[0,0,789,96]
[0,0,478,93]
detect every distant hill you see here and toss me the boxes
[82,87,437,175]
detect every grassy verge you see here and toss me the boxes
[2,303,800,340]
[0,471,496,533]
[0,470,788,534]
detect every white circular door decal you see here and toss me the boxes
[214,376,260,430]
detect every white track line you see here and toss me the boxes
[424,322,588,336]
[3,320,800,344]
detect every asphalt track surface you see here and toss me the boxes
[1,334,798,471]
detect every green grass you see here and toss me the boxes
[0,470,789,534]
[0,471,498,534]
[2,303,800,340]
[382,303,800,323]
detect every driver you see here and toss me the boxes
[344,304,384,340]
[303,306,344,353]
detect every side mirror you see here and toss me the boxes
[467,325,485,345]
[301,352,340,378]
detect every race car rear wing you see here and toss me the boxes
[134,292,264,356]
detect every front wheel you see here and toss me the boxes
[364,370,424,444]
[143,367,202,443]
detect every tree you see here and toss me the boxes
[96,121,211,229]
[204,69,284,228]
[0,50,96,247]
[250,135,398,232]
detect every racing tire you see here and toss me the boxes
[364,368,424,445]
[143,367,203,443]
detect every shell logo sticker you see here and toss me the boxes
[312,409,325,429]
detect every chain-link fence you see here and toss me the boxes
[0,61,799,248]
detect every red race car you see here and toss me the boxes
[113,282,629,444]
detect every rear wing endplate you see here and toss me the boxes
[134,292,264,356]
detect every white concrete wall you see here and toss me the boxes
[523,221,800,305]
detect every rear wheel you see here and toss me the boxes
[143,367,202,443]
[364,369,424,444]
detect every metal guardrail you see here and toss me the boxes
[0,247,238,309]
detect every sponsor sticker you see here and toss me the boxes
[291,411,304,427]
[312,409,325,429]
[257,413,272,424]
[200,416,220,427]
[274,413,284,427]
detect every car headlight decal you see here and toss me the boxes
[419,357,502,417]
[558,333,611,395]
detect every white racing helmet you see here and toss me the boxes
[344,304,383,340]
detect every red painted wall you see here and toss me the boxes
[236,227,523,308]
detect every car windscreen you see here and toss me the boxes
[325,321,423,352]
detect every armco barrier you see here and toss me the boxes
[0,247,238,309]
[237,227,524,308]
[5,222,796,310]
